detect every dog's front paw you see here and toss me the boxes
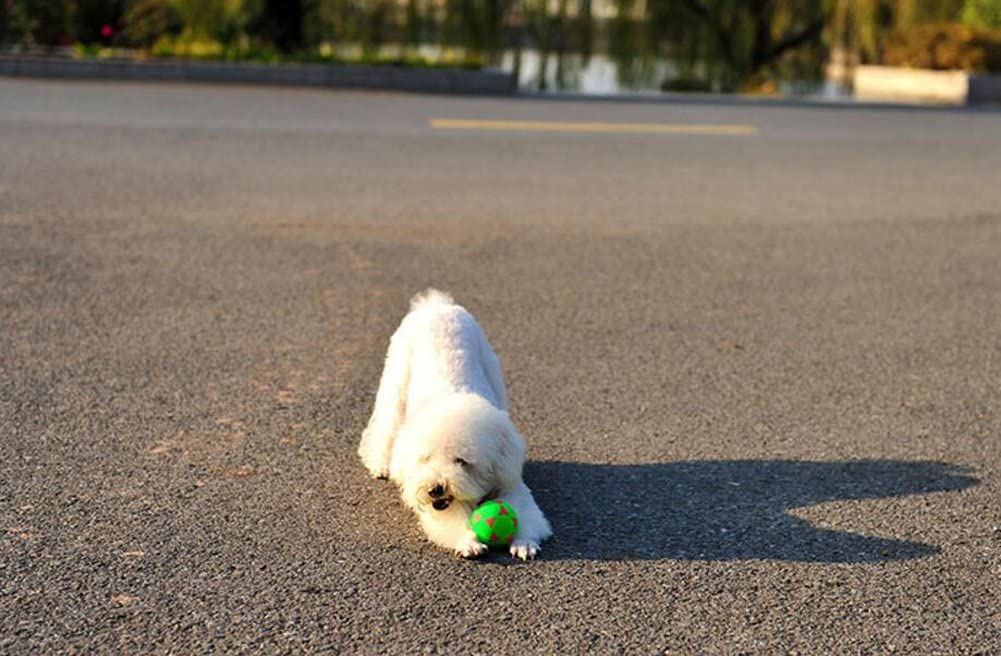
[455,536,488,559]
[359,450,389,479]
[365,464,389,480]
[510,539,540,561]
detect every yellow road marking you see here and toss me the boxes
[429,118,758,135]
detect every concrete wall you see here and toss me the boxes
[0,55,517,95]
[854,66,968,105]
[854,65,1001,105]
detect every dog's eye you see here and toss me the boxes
[455,457,470,467]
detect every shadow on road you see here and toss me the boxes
[524,460,977,563]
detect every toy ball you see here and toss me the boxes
[469,500,518,548]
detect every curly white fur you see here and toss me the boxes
[359,290,552,559]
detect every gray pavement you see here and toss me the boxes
[1,78,1000,654]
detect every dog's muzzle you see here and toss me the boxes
[428,484,451,511]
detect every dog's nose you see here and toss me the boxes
[429,484,445,499]
[432,498,450,511]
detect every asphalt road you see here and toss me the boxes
[2,78,1000,654]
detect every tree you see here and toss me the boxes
[249,0,303,52]
[647,0,831,90]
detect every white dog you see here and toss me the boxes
[359,290,552,559]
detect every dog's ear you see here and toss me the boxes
[492,413,527,491]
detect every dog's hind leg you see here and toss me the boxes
[358,330,410,479]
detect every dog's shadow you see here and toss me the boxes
[524,460,977,562]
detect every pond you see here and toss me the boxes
[503,49,840,99]
[364,43,836,98]
[500,49,674,94]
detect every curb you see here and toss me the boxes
[0,55,517,95]
[854,65,1001,106]
[519,89,1001,112]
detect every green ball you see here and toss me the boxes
[469,500,518,548]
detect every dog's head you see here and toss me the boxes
[391,393,526,515]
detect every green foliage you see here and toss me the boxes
[141,37,478,67]
[1,2,42,49]
[8,0,997,91]
[122,0,177,48]
[833,0,967,63]
[148,33,275,61]
[882,21,1001,70]
[304,0,421,58]
[962,0,1001,27]
[171,0,253,45]
[2,0,70,47]
[442,0,508,60]
[1,0,127,48]
[304,0,364,47]
[831,1,1001,69]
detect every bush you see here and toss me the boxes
[962,0,1001,29]
[0,2,40,49]
[2,0,70,47]
[74,0,125,44]
[882,23,1001,72]
[172,0,252,46]
[122,0,177,48]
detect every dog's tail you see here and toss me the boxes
[410,288,456,311]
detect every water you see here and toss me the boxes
[500,50,677,94]
[341,43,830,98]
